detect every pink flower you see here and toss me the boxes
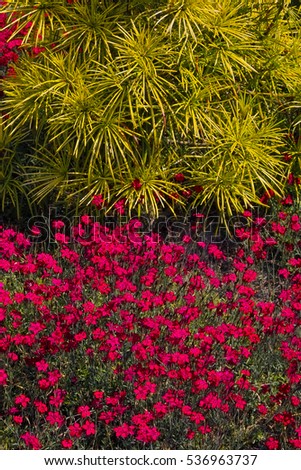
[46,411,65,427]
[198,425,212,434]
[114,199,126,215]
[69,423,82,438]
[254,217,266,226]
[273,412,295,426]
[187,430,195,440]
[242,269,257,283]
[13,415,23,425]
[193,379,209,391]
[78,405,91,418]
[136,425,160,443]
[82,420,96,436]
[52,220,65,230]
[34,401,48,414]
[197,241,206,248]
[61,439,73,448]
[81,215,91,225]
[114,423,135,439]
[281,194,293,205]
[132,411,154,425]
[55,232,69,244]
[48,369,62,386]
[134,381,156,400]
[182,234,191,243]
[208,244,226,260]
[199,392,223,409]
[291,222,301,231]
[7,352,18,361]
[0,369,8,386]
[21,432,42,450]
[190,412,205,423]
[278,268,290,278]
[291,214,299,222]
[98,411,116,424]
[15,394,30,408]
[49,389,66,408]
[74,331,87,342]
[29,322,45,335]
[164,291,177,302]
[30,225,41,235]
[92,194,105,208]
[289,439,301,449]
[231,393,247,410]
[38,379,50,390]
[153,402,168,417]
[31,46,45,55]
[291,396,300,407]
[265,436,279,450]
[260,189,275,203]
[242,210,252,217]
[288,257,301,267]
[257,404,268,415]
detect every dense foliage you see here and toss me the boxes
[1,0,301,452]
[1,0,301,223]
[1,195,301,450]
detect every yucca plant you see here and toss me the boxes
[1,0,301,223]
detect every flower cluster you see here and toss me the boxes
[0,7,22,74]
[0,3,44,82]
[0,197,301,450]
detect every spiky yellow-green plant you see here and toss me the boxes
[1,0,301,223]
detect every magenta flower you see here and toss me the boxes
[21,432,42,450]
[61,439,73,448]
[114,423,135,439]
[0,369,8,386]
[15,394,30,408]
[265,436,279,449]
[132,179,142,190]
[82,420,96,436]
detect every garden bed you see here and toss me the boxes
[1,201,301,450]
